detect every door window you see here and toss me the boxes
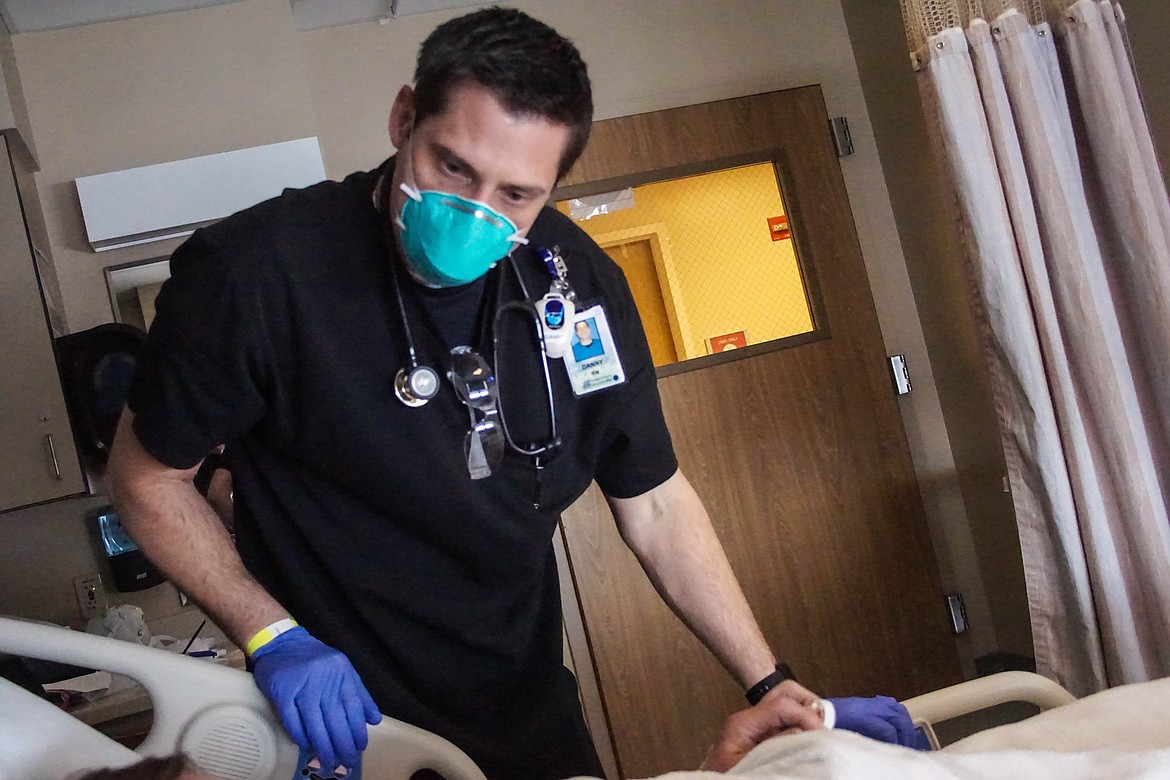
[556,161,817,369]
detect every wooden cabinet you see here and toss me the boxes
[0,135,85,510]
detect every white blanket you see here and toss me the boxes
[712,730,1170,778]
[583,677,1170,779]
[947,676,1170,754]
[570,731,1170,779]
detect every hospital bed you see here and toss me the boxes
[4,613,1169,779]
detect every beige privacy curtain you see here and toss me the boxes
[900,0,1170,696]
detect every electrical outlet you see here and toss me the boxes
[73,574,106,619]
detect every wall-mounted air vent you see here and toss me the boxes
[75,137,327,252]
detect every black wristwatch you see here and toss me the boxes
[745,662,797,705]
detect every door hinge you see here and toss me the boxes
[889,354,912,395]
[829,116,854,157]
[945,593,969,635]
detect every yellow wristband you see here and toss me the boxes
[245,617,299,657]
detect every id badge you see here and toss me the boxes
[564,304,626,396]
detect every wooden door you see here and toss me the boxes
[555,87,962,778]
[602,239,678,366]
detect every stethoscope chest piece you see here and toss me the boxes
[394,364,440,407]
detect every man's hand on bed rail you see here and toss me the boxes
[700,679,825,772]
[251,627,382,772]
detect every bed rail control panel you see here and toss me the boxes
[946,592,969,634]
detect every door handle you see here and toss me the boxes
[44,433,62,480]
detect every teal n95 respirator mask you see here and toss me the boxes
[395,180,529,288]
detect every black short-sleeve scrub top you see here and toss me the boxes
[127,158,678,767]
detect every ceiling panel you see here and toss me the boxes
[0,0,247,34]
[291,0,496,31]
[0,0,498,34]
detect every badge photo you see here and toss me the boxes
[564,304,626,396]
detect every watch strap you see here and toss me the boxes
[745,662,796,706]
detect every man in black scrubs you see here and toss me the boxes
[107,9,804,778]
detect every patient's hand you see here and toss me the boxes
[700,680,825,772]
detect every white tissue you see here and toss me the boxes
[85,604,151,645]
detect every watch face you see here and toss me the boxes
[96,508,139,556]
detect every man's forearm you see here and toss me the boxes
[107,413,288,648]
[608,470,776,689]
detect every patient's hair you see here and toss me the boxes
[413,7,593,180]
[74,754,191,780]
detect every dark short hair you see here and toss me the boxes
[75,754,190,780]
[413,7,593,181]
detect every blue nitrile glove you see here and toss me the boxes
[827,695,925,749]
[251,626,383,770]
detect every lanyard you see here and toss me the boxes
[537,246,577,302]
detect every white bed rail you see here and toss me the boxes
[0,615,486,780]
[904,671,1076,724]
[902,671,1076,749]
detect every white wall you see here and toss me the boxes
[0,493,225,646]
[11,0,317,332]
[839,0,1030,657]
[0,23,35,157]
[0,55,14,129]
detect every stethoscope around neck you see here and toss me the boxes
[376,171,563,460]
[386,261,441,408]
[372,168,442,407]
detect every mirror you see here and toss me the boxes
[105,258,170,331]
